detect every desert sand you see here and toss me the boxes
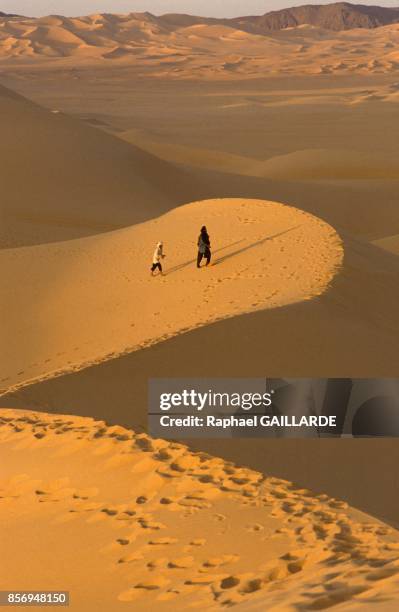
[0,12,399,78]
[2,408,399,611]
[1,8,399,609]
[0,198,342,394]
[1,69,399,526]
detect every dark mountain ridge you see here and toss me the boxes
[230,3,399,32]
[159,3,399,33]
[1,3,399,32]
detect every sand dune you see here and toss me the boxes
[1,408,399,611]
[0,198,342,396]
[1,10,399,609]
[120,130,399,180]
[1,11,399,78]
[260,148,399,180]
[0,84,201,248]
[1,26,399,610]
[1,78,399,529]
[119,129,263,177]
[5,233,399,528]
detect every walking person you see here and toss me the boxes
[197,226,211,268]
[150,241,165,276]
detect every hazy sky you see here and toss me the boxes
[2,1,399,18]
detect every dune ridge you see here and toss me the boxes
[0,198,342,396]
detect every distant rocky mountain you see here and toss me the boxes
[149,4,399,32]
[1,3,398,31]
[230,3,399,32]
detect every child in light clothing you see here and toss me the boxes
[151,241,165,275]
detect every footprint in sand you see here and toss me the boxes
[185,576,218,586]
[138,518,166,530]
[148,537,177,546]
[246,523,264,532]
[189,539,206,547]
[203,554,240,568]
[220,575,241,589]
[135,576,170,590]
[116,538,130,546]
[118,577,171,602]
[117,551,144,564]
[168,556,195,569]
[101,507,118,516]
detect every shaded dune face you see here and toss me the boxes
[0,198,343,395]
[0,84,201,248]
[1,409,399,611]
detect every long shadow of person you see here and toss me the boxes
[165,225,301,276]
[213,226,301,267]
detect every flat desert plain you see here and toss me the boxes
[1,10,399,610]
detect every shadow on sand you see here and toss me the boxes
[213,225,301,266]
[165,225,301,275]
[164,239,244,275]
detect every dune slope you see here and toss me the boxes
[1,408,399,611]
[0,84,201,248]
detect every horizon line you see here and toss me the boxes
[2,1,399,21]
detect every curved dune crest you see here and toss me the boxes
[0,198,343,394]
